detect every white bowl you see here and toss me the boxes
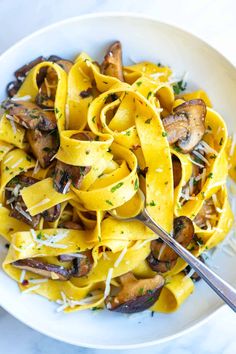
[0,13,235,349]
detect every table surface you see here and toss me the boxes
[0,0,235,353]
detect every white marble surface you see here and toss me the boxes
[0,0,235,353]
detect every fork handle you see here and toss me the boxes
[137,209,236,312]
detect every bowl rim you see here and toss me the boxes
[0,11,234,349]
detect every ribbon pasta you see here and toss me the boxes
[0,44,234,315]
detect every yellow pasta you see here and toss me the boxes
[0,42,234,315]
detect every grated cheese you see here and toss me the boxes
[30,229,69,249]
[27,198,51,212]
[11,95,31,102]
[229,133,236,157]
[21,285,40,294]
[11,158,23,169]
[114,247,127,268]
[149,72,165,79]
[197,141,218,156]
[19,270,26,283]
[104,268,114,297]
[62,180,71,194]
[192,150,209,166]
[28,278,48,284]
[156,168,163,172]
[135,237,157,249]
[4,155,14,164]
[188,157,205,169]
[32,160,40,175]
[15,204,32,222]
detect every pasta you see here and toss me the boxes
[0,41,234,314]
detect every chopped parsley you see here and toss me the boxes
[147,91,152,100]
[92,116,96,123]
[111,182,123,193]
[173,80,187,95]
[162,131,168,137]
[207,172,214,179]
[106,200,113,206]
[148,200,156,207]
[145,118,152,124]
[125,130,131,136]
[134,178,139,191]
[136,81,142,87]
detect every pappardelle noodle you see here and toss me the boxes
[0,42,234,314]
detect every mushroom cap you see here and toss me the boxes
[146,216,194,272]
[163,99,206,153]
[12,258,71,281]
[101,41,124,82]
[105,272,164,313]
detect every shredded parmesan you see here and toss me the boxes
[149,72,165,79]
[30,229,69,249]
[156,168,163,173]
[135,237,157,249]
[21,285,40,294]
[229,133,236,157]
[11,158,23,169]
[19,270,26,283]
[32,160,40,175]
[104,268,114,297]
[15,204,32,222]
[192,150,209,166]
[188,157,205,168]
[4,155,14,164]
[114,247,127,268]
[62,180,71,194]
[197,141,218,156]
[11,95,31,101]
[28,278,48,284]
[27,198,51,212]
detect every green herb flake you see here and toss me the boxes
[210,154,217,159]
[162,132,168,137]
[148,200,156,207]
[37,232,43,240]
[207,172,214,179]
[173,80,187,95]
[111,182,124,193]
[147,91,152,100]
[106,200,113,206]
[174,146,182,153]
[219,137,223,145]
[134,178,139,191]
[26,156,32,162]
[145,118,152,124]
[92,116,96,123]
[136,81,142,87]
[5,166,9,171]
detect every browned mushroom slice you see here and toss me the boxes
[2,100,56,131]
[14,56,45,80]
[183,255,205,282]
[172,156,182,187]
[101,41,124,81]
[56,60,73,73]
[162,99,206,153]
[71,251,94,277]
[194,198,216,228]
[59,221,83,230]
[12,258,70,280]
[27,129,59,168]
[105,272,164,313]
[42,204,61,222]
[158,216,194,262]
[146,252,177,273]
[53,160,91,194]
[146,216,194,273]
[5,175,41,228]
[6,80,22,98]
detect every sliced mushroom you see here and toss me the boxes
[183,255,205,282]
[105,272,164,313]
[101,41,124,81]
[71,251,93,277]
[2,100,57,131]
[12,258,70,280]
[42,203,61,222]
[56,60,73,73]
[6,175,61,226]
[14,56,45,80]
[172,156,182,187]
[194,198,216,229]
[27,129,59,168]
[6,80,22,98]
[147,216,194,272]
[5,175,41,228]
[162,99,206,153]
[59,221,83,230]
[53,160,91,193]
